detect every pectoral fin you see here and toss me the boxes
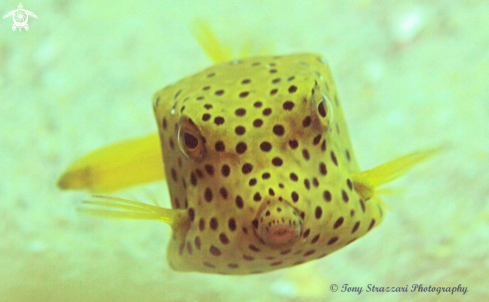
[352,147,444,201]
[80,195,190,239]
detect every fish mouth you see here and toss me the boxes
[260,224,301,247]
[251,199,304,249]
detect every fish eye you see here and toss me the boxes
[313,88,334,132]
[177,120,205,160]
[184,133,199,149]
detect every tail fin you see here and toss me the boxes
[352,147,443,201]
[57,134,164,193]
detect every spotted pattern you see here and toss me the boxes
[153,54,385,275]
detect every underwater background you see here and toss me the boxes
[1,0,488,301]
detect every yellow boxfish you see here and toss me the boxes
[58,24,439,275]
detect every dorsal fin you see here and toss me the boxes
[192,19,234,63]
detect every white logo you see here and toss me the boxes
[3,3,38,32]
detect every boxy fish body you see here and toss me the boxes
[153,54,383,274]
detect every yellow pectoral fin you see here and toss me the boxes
[57,134,164,193]
[352,147,444,201]
[80,195,190,239]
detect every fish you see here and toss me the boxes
[58,23,440,275]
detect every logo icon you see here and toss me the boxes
[3,3,38,32]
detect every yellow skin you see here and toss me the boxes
[58,24,440,275]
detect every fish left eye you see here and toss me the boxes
[314,89,334,132]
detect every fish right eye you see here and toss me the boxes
[184,133,199,150]
[177,121,205,160]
